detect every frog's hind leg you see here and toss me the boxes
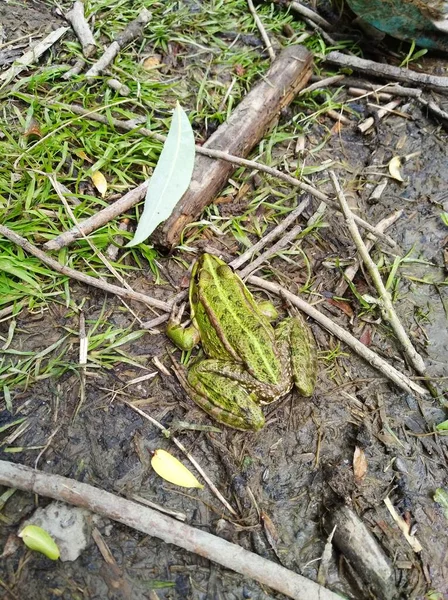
[187,359,265,431]
[275,314,317,397]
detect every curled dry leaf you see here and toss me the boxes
[151,449,204,489]
[353,446,367,482]
[91,171,108,197]
[19,525,60,560]
[388,156,404,182]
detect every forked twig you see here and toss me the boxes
[329,171,426,376]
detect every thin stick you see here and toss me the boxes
[358,99,402,134]
[298,75,345,96]
[329,172,426,376]
[247,274,427,396]
[0,461,342,600]
[44,181,148,250]
[231,197,310,270]
[85,8,150,82]
[325,51,448,94]
[247,0,276,61]
[239,223,303,278]
[0,27,69,86]
[334,210,403,297]
[0,224,171,312]
[286,0,332,30]
[36,101,397,250]
[64,0,96,58]
[123,401,238,517]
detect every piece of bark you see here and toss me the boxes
[157,44,313,248]
[325,505,398,600]
[325,51,448,95]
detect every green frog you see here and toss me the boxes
[167,253,317,431]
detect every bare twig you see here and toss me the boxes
[299,75,345,96]
[286,1,332,30]
[65,1,96,58]
[329,171,426,376]
[0,461,342,600]
[358,99,402,134]
[325,51,448,94]
[0,27,69,87]
[43,181,148,250]
[36,101,398,250]
[247,0,276,61]
[247,274,427,396]
[0,224,170,312]
[123,401,238,517]
[231,197,310,270]
[239,223,303,278]
[334,210,403,297]
[85,8,150,82]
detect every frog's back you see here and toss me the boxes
[197,261,282,384]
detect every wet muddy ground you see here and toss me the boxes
[0,1,447,599]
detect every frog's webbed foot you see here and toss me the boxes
[166,302,200,351]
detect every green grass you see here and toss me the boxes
[1,0,421,408]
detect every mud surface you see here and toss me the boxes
[0,2,447,600]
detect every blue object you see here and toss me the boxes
[346,0,448,50]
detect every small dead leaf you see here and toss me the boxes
[359,326,372,347]
[234,64,246,77]
[331,120,342,135]
[261,511,281,559]
[388,156,404,182]
[75,149,93,163]
[23,118,42,139]
[143,55,162,70]
[91,171,108,197]
[353,446,367,482]
[327,298,354,318]
[151,449,203,489]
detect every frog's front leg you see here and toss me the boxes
[166,303,201,351]
[275,313,317,397]
[187,359,265,431]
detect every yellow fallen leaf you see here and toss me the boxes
[353,446,368,482]
[143,55,162,70]
[151,449,204,489]
[91,170,108,197]
[75,149,93,163]
[388,156,404,182]
[19,525,60,560]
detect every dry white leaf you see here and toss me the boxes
[388,156,404,182]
